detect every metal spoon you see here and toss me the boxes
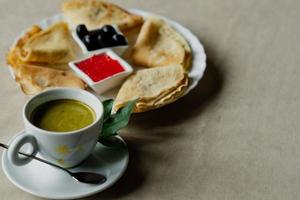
[0,143,106,184]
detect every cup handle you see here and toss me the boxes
[7,131,38,166]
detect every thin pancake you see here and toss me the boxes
[135,76,188,112]
[62,0,144,31]
[113,64,188,113]
[6,25,85,95]
[130,16,192,71]
[16,22,77,64]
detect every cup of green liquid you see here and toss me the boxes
[7,88,103,168]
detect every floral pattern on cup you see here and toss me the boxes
[56,145,71,155]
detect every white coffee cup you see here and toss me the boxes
[7,88,103,168]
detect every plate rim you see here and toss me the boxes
[1,131,129,199]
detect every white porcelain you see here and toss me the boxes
[71,25,128,56]
[7,88,104,168]
[2,132,129,199]
[69,50,133,94]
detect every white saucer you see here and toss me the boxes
[1,132,129,199]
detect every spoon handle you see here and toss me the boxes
[0,143,70,174]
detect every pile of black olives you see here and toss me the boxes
[76,24,127,51]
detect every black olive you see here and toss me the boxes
[84,34,98,50]
[112,34,127,45]
[76,24,89,38]
[97,34,105,48]
[100,25,116,35]
[89,29,101,36]
[97,33,114,47]
[84,34,92,45]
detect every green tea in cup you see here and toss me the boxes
[8,88,103,168]
[30,99,96,132]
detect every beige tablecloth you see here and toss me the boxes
[0,0,299,199]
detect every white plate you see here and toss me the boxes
[2,132,129,199]
[8,9,206,100]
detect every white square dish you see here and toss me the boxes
[72,25,128,56]
[69,50,133,94]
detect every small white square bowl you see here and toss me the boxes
[69,50,133,94]
[72,25,128,56]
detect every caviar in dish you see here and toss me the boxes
[75,53,125,82]
[69,50,133,94]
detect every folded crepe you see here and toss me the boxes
[113,64,189,113]
[7,24,85,95]
[15,22,77,64]
[62,0,144,31]
[129,16,192,71]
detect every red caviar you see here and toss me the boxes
[76,54,125,82]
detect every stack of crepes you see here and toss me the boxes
[6,22,85,95]
[113,64,189,113]
[113,16,192,113]
[6,0,193,113]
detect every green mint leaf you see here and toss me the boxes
[98,136,124,148]
[101,99,137,137]
[102,99,114,122]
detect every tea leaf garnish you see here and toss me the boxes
[99,99,137,145]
